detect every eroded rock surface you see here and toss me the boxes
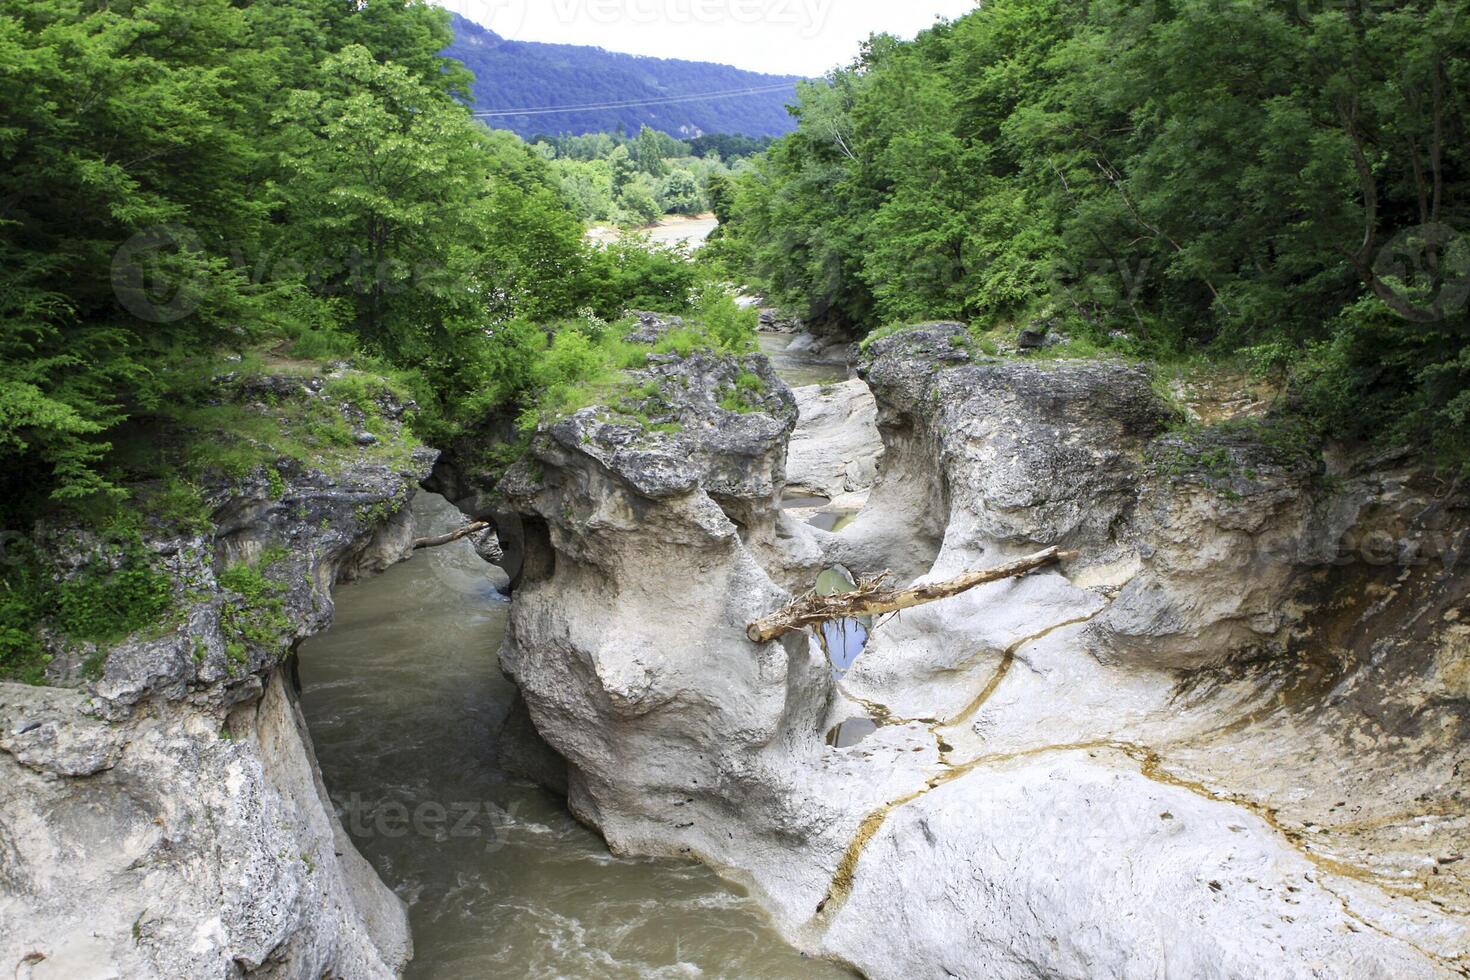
[0,374,430,979]
[785,380,884,501]
[489,324,1468,978]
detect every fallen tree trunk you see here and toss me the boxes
[746,547,1074,644]
[412,521,491,550]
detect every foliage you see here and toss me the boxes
[721,0,1470,467]
[531,129,757,225]
[0,0,717,511]
[688,134,776,162]
[0,547,52,685]
[719,371,768,414]
[217,552,291,672]
[695,285,759,354]
[580,241,704,315]
[510,286,760,434]
[0,0,461,502]
[0,528,174,684]
[271,45,569,355]
[54,551,173,647]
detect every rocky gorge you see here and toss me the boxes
[3,320,1467,979]
[449,320,1469,978]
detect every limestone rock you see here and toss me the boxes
[0,373,430,979]
[785,380,885,499]
[495,691,569,796]
[473,330,1468,978]
[625,310,687,345]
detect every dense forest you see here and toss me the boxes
[446,14,802,139]
[0,0,743,511]
[529,128,773,225]
[713,0,1470,470]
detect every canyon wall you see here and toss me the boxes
[0,374,430,979]
[492,324,1469,978]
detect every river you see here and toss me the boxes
[297,493,852,979]
[756,333,852,389]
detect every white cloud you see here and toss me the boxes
[440,0,980,76]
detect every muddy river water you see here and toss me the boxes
[298,493,852,979]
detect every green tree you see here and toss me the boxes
[0,0,273,500]
[657,170,705,215]
[617,174,664,225]
[273,45,469,353]
[635,124,670,176]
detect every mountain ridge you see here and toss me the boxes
[446,14,804,139]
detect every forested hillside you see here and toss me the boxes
[447,14,802,139]
[714,0,1470,470]
[0,0,721,510]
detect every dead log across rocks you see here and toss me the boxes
[745,547,1074,644]
[412,521,491,550]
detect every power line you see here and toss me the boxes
[469,81,800,117]
[469,81,802,118]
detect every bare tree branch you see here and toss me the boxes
[412,522,491,550]
[746,547,1074,644]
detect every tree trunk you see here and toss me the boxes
[746,547,1074,644]
[412,522,491,550]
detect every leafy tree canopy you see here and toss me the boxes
[0,0,707,505]
[718,0,1470,470]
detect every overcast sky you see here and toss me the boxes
[440,0,980,76]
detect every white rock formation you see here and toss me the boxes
[0,674,411,979]
[492,324,1469,978]
[785,380,885,500]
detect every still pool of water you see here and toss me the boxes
[757,334,852,389]
[825,718,880,749]
[814,567,870,678]
[298,493,852,979]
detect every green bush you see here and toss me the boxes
[719,370,767,414]
[1292,301,1470,474]
[0,547,52,685]
[53,555,173,646]
[0,534,174,684]
[579,240,702,318]
[217,553,292,672]
[696,286,758,353]
[652,328,713,358]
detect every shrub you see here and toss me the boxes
[696,285,757,353]
[53,550,173,646]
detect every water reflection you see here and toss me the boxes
[825,718,880,748]
[756,333,852,389]
[780,493,832,511]
[807,510,858,534]
[814,566,870,678]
